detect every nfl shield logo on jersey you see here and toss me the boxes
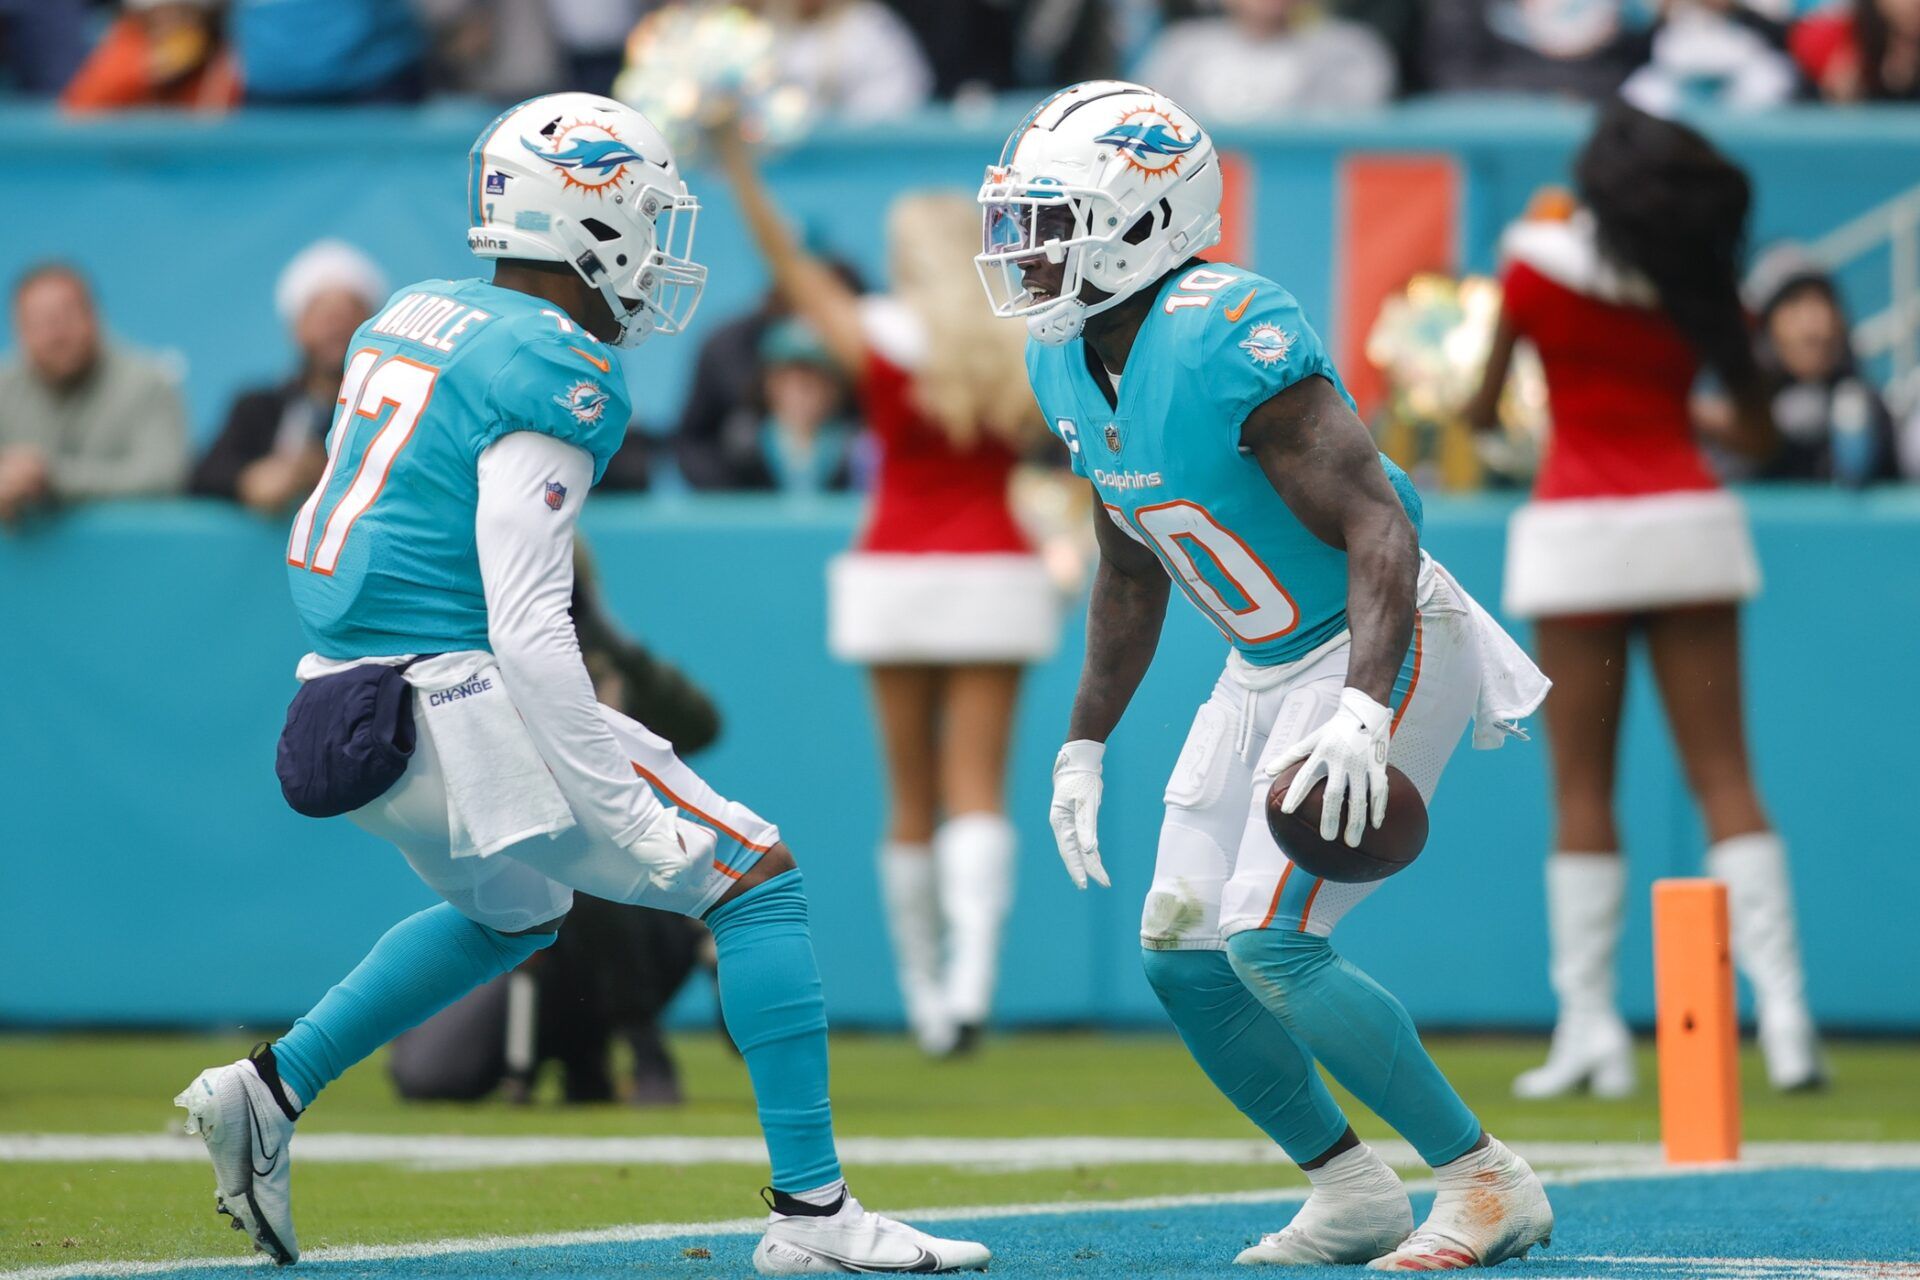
[544,482,567,511]
[1104,422,1122,453]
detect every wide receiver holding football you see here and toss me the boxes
[172,93,987,1276]
[978,81,1555,1270]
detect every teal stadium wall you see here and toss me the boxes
[3,103,1918,1029]
[4,493,1917,1030]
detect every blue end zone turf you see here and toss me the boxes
[63,1169,1920,1278]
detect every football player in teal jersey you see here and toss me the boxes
[174,93,988,1276]
[978,82,1555,1271]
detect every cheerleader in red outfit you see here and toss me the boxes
[720,130,1058,1056]
[1469,102,1822,1098]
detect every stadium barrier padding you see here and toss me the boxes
[3,489,1916,1029]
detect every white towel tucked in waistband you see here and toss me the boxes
[406,653,576,859]
[1427,558,1552,749]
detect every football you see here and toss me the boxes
[1264,763,1429,883]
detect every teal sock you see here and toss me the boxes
[1226,929,1481,1167]
[705,870,842,1193]
[1142,948,1349,1164]
[274,903,556,1109]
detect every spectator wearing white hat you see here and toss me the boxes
[189,240,387,515]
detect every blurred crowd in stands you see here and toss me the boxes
[5,0,1920,115]
[3,224,1912,536]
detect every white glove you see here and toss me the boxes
[1050,739,1110,890]
[631,808,713,892]
[1265,687,1393,849]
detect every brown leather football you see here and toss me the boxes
[1265,762,1429,883]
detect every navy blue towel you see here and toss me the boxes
[276,662,419,818]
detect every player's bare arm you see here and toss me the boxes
[714,122,866,377]
[1067,495,1172,744]
[1463,310,1519,434]
[1049,497,1172,890]
[1239,375,1417,708]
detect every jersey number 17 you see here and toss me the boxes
[287,349,440,576]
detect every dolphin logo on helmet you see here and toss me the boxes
[1095,118,1199,174]
[523,135,646,178]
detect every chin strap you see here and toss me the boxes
[603,280,655,349]
[1048,227,1192,346]
[543,215,660,351]
[1025,281,1143,346]
[1026,298,1086,345]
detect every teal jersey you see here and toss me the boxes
[1029,263,1421,667]
[285,278,631,658]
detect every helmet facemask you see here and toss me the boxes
[564,181,706,348]
[977,174,1212,346]
[976,179,1142,345]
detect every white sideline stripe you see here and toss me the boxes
[0,1186,1324,1280]
[6,1135,1920,1172]
[5,1157,1920,1280]
[1572,1256,1920,1274]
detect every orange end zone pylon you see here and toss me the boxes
[1653,878,1742,1163]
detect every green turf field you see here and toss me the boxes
[3,1031,1917,1272]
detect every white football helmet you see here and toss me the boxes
[976,81,1223,344]
[467,92,705,348]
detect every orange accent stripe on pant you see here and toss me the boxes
[629,760,777,857]
[1391,614,1424,735]
[1296,877,1325,931]
[1257,863,1295,931]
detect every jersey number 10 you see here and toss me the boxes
[287,349,441,576]
[1127,500,1300,645]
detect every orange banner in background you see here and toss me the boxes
[1215,150,1250,267]
[1337,155,1460,421]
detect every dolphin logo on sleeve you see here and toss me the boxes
[553,380,611,424]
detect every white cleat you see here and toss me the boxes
[1759,1004,1827,1092]
[174,1052,299,1265]
[1367,1136,1552,1271]
[909,1006,961,1059]
[753,1195,990,1275]
[1236,1144,1413,1265]
[1512,1014,1634,1100]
